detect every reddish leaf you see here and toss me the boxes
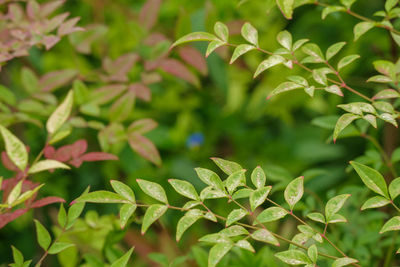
[91,84,126,105]
[80,152,118,162]
[39,69,78,92]
[102,53,139,82]
[46,12,69,32]
[1,151,19,171]
[54,145,73,162]
[57,17,84,36]
[40,0,65,17]
[30,196,65,208]
[44,146,56,159]
[0,209,28,229]
[139,0,162,30]
[178,46,208,75]
[129,83,151,101]
[128,134,161,166]
[70,139,87,158]
[42,35,61,50]
[158,59,199,87]
[144,33,167,46]
[127,119,158,135]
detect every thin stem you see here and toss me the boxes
[35,228,66,267]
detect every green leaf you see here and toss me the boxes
[199,233,230,243]
[380,216,400,233]
[142,204,168,234]
[340,0,356,8]
[11,246,24,265]
[333,114,359,141]
[268,82,303,98]
[328,213,347,223]
[119,203,137,229]
[292,39,309,51]
[66,187,88,229]
[337,102,376,115]
[214,22,229,42]
[49,129,72,144]
[137,179,168,204]
[338,55,360,69]
[169,179,199,200]
[256,207,287,223]
[251,166,266,189]
[232,188,252,200]
[307,212,325,223]
[350,161,389,198]
[361,196,391,210]
[313,68,328,85]
[275,250,312,265]
[172,32,218,47]
[321,6,346,19]
[379,113,398,127]
[325,85,343,97]
[7,181,22,204]
[333,257,359,267]
[176,209,203,241]
[34,220,51,251]
[225,169,246,194]
[386,0,398,11]
[208,242,233,267]
[250,186,272,211]
[226,209,248,226]
[220,225,248,236]
[58,204,67,228]
[200,186,226,200]
[28,159,70,174]
[21,67,39,93]
[211,157,242,175]
[46,90,74,135]
[326,42,346,60]
[276,0,294,19]
[354,22,375,41]
[0,125,28,171]
[48,242,75,254]
[194,168,224,192]
[75,191,130,203]
[206,40,225,57]
[230,44,255,64]
[373,101,394,113]
[254,55,286,78]
[110,180,135,202]
[302,43,324,62]
[241,22,258,46]
[284,176,304,210]
[110,247,134,267]
[235,239,255,252]
[277,30,292,50]
[389,177,400,200]
[307,244,318,263]
[325,194,350,220]
[251,229,280,246]
[0,85,16,105]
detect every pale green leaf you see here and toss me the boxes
[373,89,400,100]
[11,246,24,265]
[322,6,346,19]
[208,242,233,267]
[338,54,360,69]
[251,229,280,246]
[277,30,292,50]
[379,113,398,127]
[119,203,137,229]
[111,180,135,202]
[226,209,248,226]
[176,209,203,241]
[110,247,134,267]
[28,159,70,174]
[220,225,249,236]
[275,250,312,265]
[195,168,225,192]
[386,0,399,11]
[333,114,359,141]
[7,181,22,204]
[254,55,286,77]
[141,204,168,234]
[235,240,255,252]
[302,43,324,62]
[214,22,229,42]
[46,90,74,135]
[326,42,346,60]
[307,212,325,223]
[250,186,272,211]
[137,179,168,204]
[75,191,130,203]
[389,177,400,200]
[226,169,246,195]
[58,204,66,228]
[328,213,347,223]
[325,85,343,97]
[172,32,218,47]
[169,179,199,200]
[251,166,266,189]
[0,125,28,171]
[284,176,304,210]
[241,22,258,46]
[211,157,242,175]
[48,242,74,254]
[333,257,359,267]
[268,82,303,99]
[307,244,318,263]
[256,207,287,223]
[276,0,294,19]
[380,216,400,233]
[354,22,375,41]
[230,44,255,64]
[206,40,225,57]
[325,194,351,220]
[361,196,391,210]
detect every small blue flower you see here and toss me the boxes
[186,133,204,149]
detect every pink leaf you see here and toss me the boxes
[39,69,78,92]
[42,35,61,50]
[128,83,151,102]
[127,119,158,135]
[80,152,118,162]
[44,146,56,159]
[178,46,208,75]
[57,17,84,36]
[40,0,65,17]
[0,209,28,229]
[30,196,65,208]
[1,151,19,171]
[158,59,199,87]
[139,0,162,30]
[128,134,161,166]
[70,139,87,158]
[54,145,73,162]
